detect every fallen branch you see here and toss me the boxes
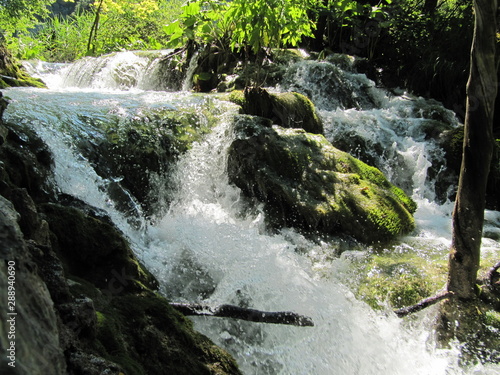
[170,303,314,327]
[394,291,454,318]
[486,260,500,286]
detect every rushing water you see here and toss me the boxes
[4,52,500,374]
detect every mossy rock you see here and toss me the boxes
[74,105,218,217]
[92,293,241,375]
[228,115,416,243]
[41,202,241,374]
[440,125,500,210]
[354,256,436,310]
[0,44,46,88]
[41,203,158,291]
[437,300,500,365]
[233,87,323,134]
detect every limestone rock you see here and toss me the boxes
[228,116,416,243]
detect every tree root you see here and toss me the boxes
[486,260,500,286]
[394,291,454,318]
[170,303,314,327]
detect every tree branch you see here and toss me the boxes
[486,260,500,285]
[170,303,314,327]
[394,291,454,318]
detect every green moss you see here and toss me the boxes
[484,310,500,329]
[0,45,47,88]
[272,92,324,134]
[237,87,323,134]
[438,300,500,365]
[352,251,445,310]
[228,123,416,243]
[91,293,240,375]
[228,90,245,107]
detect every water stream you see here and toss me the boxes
[4,52,500,374]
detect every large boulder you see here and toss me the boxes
[228,116,416,243]
[0,196,66,375]
[233,87,324,134]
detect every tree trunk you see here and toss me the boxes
[447,0,497,300]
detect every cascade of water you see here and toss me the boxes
[142,112,461,375]
[25,50,177,90]
[280,59,459,205]
[4,53,499,374]
[182,51,200,92]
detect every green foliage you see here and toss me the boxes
[312,0,392,59]
[0,0,62,59]
[1,0,185,61]
[225,0,315,52]
[37,13,95,61]
[0,0,55,19]
[165,0,316,54]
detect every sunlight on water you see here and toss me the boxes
[4,54,499,374]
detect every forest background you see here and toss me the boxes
[1,0,495,122]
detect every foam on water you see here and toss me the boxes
[4,54,500,374]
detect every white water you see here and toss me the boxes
[4,52,500,374]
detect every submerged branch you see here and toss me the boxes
[394,291,454,318]
[170,303,314,327]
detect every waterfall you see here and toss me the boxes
[182,51,200,92]
[4,53,500,375]
[24,50,181,90]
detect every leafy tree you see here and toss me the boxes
[0,0,62,58]
[86,0,162,54]
[0,0,55,19]
[165,0,317,55]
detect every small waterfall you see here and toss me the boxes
[280,58,459,203]
[24,50,183,90]
[4,52,500,375]
[182,51,200,91]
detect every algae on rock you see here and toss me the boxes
[0,43,46,88]
[228,115,416,243]
[231,87,324,134]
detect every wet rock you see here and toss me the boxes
[0,196,67,375]
[228,116,416,243]
[76,107,218,218]
[0,123,54,202]
[440,125,500,210]
[41,202,158,292]
[0,43,46,88]
[236,87,323,134]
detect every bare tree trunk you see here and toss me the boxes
[447,0,498,299]
[423,0,438,15]
[87,0,104,55]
